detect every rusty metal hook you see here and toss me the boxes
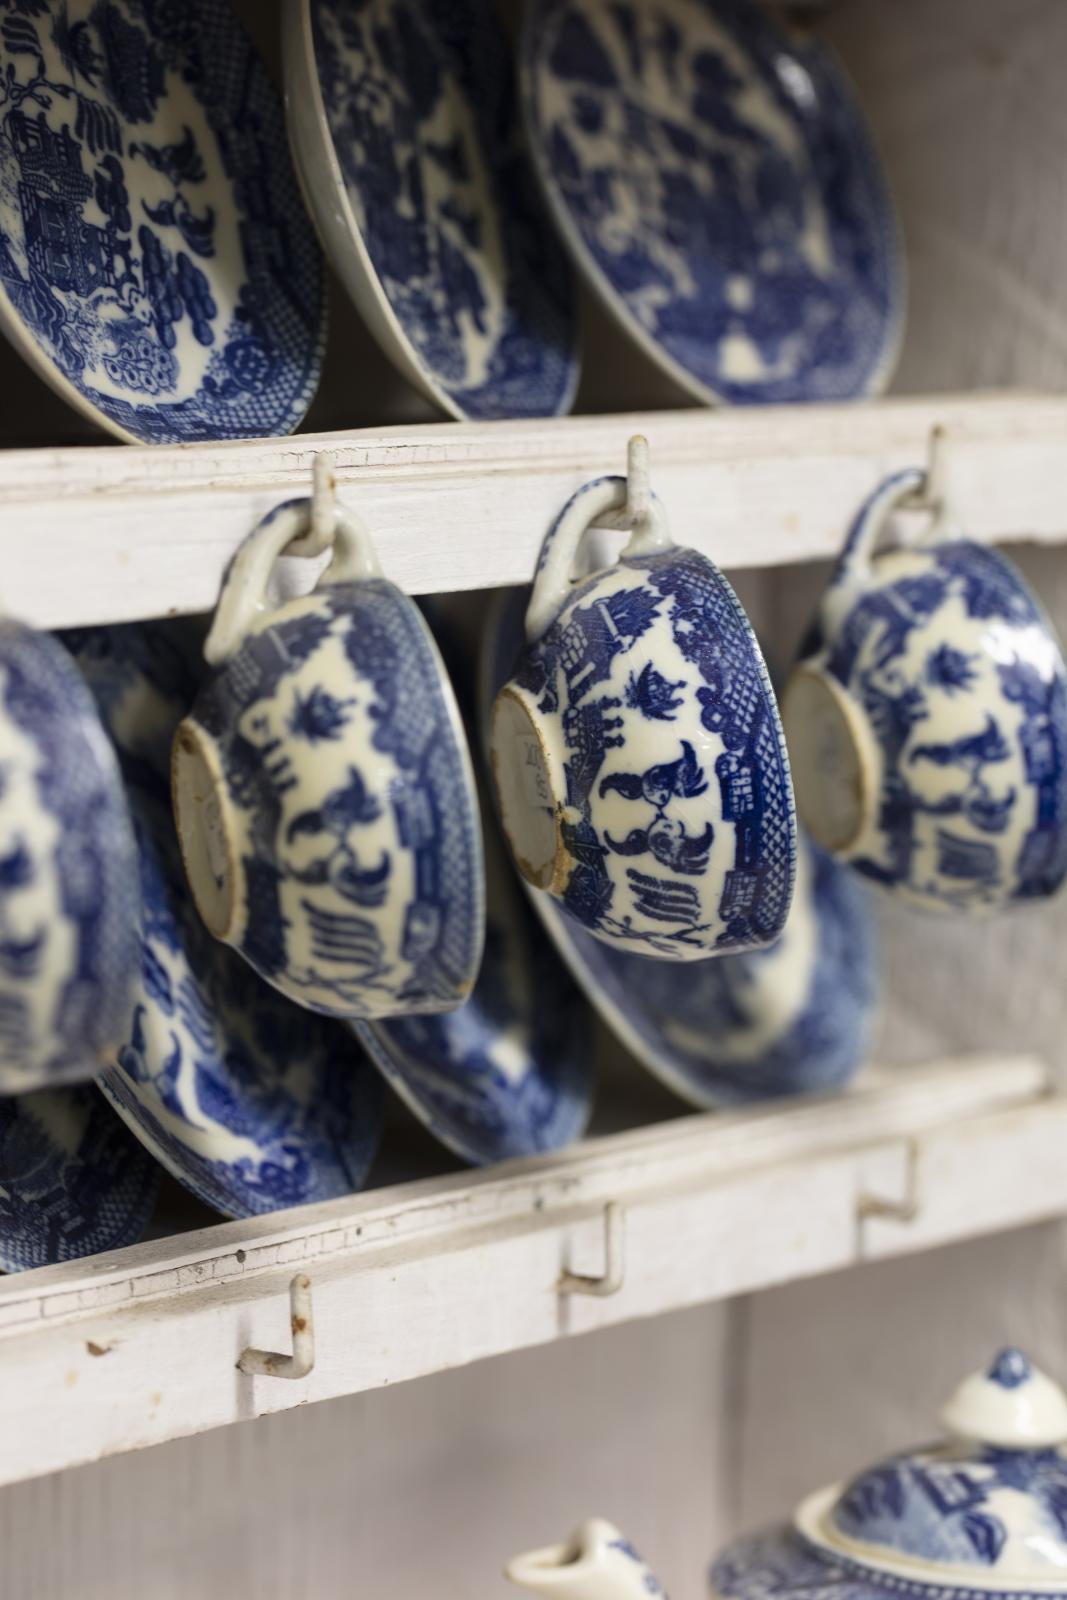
[238,1274,315,1380]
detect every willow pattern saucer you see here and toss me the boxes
[482,589,878,1110]
[521,0,902,405]
[285,0,579,420]
[0,0,326,443]
[355,792,593,1165]
[0,1085,158,1273]
[64,625,384,1219]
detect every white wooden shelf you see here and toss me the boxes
[1,1053,1064,1488]
[3,390,1067,629]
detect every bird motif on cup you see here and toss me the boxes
[599,740,714,876]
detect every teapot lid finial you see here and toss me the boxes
[939,1347,1067,1451]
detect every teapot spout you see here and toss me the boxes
[506,1518,665,1600]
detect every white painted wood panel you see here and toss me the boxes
[826,0,1067,400]
[0,1057,1060,1490]
[1,392,1065,627]
[0,1300,735,1600]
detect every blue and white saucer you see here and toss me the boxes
[63,624,384,1219]
[482,589,878,1109]
[520,0,903,405]
[0,0,326,443]
[0,616,141,1094]
[285,0,579,420]
[0,1084,158,1273]
[354,791,593,1165]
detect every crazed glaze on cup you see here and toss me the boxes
[172,498,484,1018]
[0,617,140,1092]
[490,475,796,959]
[783,469,1067,912]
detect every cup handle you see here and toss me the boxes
[203,497,383,666]
[524,474,673,643]
[819,467,937,637]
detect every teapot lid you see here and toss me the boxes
[794,1351,1067,1592]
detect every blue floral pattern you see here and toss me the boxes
[355,788,592,1164]
[559,834,875,1107]
[799,480,1067,911]
[307,0,577,419]
[521,0,901,405]
[484,587,874,1110]
[712,1520,1067,1600]
[510,544,795,956]
[0,0,325,441]
[0,1082,158,1271]
[64,623,384,1220]
[834,1446,1067,1574]
[0,617,139,1092]
[184,581,484,1020]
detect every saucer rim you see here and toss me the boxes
[287,0,581,424]
[0,2,328,446]
[518,0,906,408]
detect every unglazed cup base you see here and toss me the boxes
[491,688,561,891]
[783,667,875,856]
[172,720,238,941]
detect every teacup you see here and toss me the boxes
[172,498,485,1018]
[490,476,796,958]
[782,468,1067,911]
[0,617,140,1092]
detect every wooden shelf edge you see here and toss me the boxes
[2,390,1066,628]
[0,1053,1062,1487]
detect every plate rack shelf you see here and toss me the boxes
[3,386,1067,1489]
[3,390,1066,629]
[0,1053,1063,1488]
[2,0,1067,1591]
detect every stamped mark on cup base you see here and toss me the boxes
[783,668,871,856]
[491,689,560,890]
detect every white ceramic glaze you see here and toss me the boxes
[0,0,325,444]
[711,1351,1067,1600]
[507,1517,666,1600]
[783,470,1067,913]
[64,620,384,1221]
[173,497,485,1019]
[520,0,903,407]
[283,0,578,421]
[490,476,796,960]
[482,585,877,1109]
[0,619,140,1092]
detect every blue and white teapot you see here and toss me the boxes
[504,1351,1067,1600]
[712,1349,1067,1600]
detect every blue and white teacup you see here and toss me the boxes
[0,617,140,1092]
[783,469,1067,911]
[172,499,485,1017]
[490,476,796,959]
